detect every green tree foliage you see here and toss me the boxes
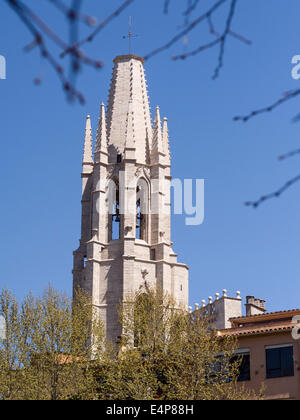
[0,285,258,400]
[0,287,105,400]
[101,285,257,400]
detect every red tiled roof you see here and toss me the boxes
[230,308,300,322]
[228,309,300,331]
[218,320,294,337]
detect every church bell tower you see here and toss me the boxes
[73,55,189,343]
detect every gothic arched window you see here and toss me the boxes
[108,178,120,240]
[112,186,120,239]
[136,178,148,241]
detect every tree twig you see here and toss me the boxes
[183,0,201,17]
[144,0,229,61]
[234,89,300,122]
[212,0,237,80]
[12,0,102,68]
[61,0,135,58]
[245,174,300,208]
[6,0,85,103]
[48,0,98,27]
[278,148,300,161]
[171,0,242,81]
[145,0,244,80]
[164,0,171,14]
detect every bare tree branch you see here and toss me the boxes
[48,0,98,27]
[6,0,250,102]
[164,0,171,14]
[212,0,237,79]
[245,174,300,208]
[234,89,300,122]
[6,0,85,103]
[227,29,251,45]
[278,148,300,161]
[145,0,247,80]
[9,0,102,68]
[144,0,229,61]
[172,0,245,82]
[183,0,201,17]
[61,0,135,58]
[67,0,82,101]
[207,14,219,35]
[172,38,220,60]
[5,0,135,103]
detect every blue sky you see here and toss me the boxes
[0,0,300,313]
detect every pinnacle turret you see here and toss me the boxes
[82,115,93,165]
[151,106,164,164]
[95,103,107,154]
[162,117,170,165]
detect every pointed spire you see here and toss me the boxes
[151,106,164,164]
[106,55,152,164]
[162,117,170,164]
[83,115,93,164]
[95,103,107,153]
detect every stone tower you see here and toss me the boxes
[73,55,189,343]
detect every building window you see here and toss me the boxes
[266,345,294,379]
[231,351,251,382]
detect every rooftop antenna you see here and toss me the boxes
[123,16,138,55]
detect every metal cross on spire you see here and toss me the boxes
[122,16,138,55]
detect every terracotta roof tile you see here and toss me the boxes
[218,320,294,337]
[230,308,300,322]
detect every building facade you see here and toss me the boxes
[194,292,300,399]
[219,306,300,400]
[73,55,189,344]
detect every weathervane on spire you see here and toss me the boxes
[123,16,138,55]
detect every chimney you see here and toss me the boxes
[245,296,266,317]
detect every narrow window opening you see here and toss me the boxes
[136,196,143,239]
[117,154,122,163]
[150,249,156,261]
[112,187,120,240]
[136,182,148,241]
[83,256,87,268]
